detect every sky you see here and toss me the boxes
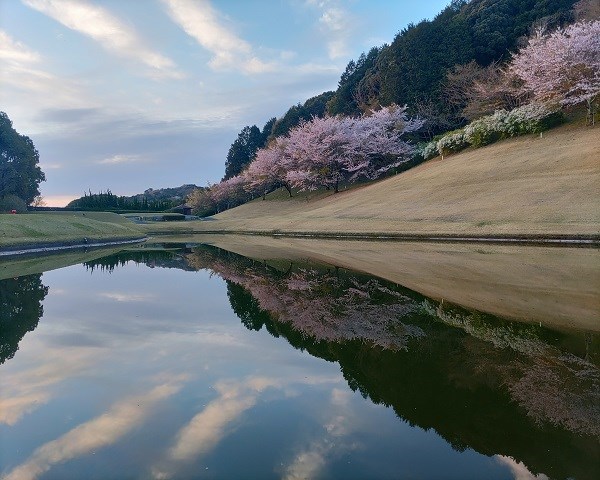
[0,0,450,206]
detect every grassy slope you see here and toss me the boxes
[144,124,600,237]
[0,211,144,249]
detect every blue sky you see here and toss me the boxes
[0,0,450,206]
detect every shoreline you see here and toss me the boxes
[145,229,600,247]
[0,236,147,258]
[2,230,598,259]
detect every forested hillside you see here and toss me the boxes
[221,0,585,180]
[187,0,598,217]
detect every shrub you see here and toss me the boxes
[464,111,507,147]
[0,194,27,213]
[417,141,439,161]
[502,103,563,136]
[436,129,469,156]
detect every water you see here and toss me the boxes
[1,243,598,480]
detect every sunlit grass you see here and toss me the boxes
[0,212,144,248]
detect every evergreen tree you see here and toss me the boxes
[0,111,45,205]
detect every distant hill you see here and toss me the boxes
[67,184,201,211]
[134,184,200,204]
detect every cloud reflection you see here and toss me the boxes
[494,455,550,480]
[151,376,278,479]
[151,375,342,479]
[0,348,96,426]
[4,381,183,480]
[283,388,357,480]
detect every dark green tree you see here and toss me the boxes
[0,111,45,205]
[223,125,262,180]
[327,47,382,116]
[269,91,335,139]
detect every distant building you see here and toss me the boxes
[171,204,192,215]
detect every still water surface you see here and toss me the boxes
[1,244,598,479]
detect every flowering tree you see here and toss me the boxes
[283,105,422,193]
[245,138,294,198]
[348,105,424,180]
[509,20,600,124]
[284,115,354,193]
[210,175,249,211]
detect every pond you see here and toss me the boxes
[1,241,598,480]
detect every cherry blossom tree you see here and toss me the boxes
[282,105,422,193]
[210,175,249,211]
[245,138,294,198]
[348,105,424,180]
[509,20,600,124]
[284,115,354,193]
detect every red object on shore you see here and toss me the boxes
[10,210,17,214]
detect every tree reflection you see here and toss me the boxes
[185,245,600,480]
[0,274,48,364]
[84,248,196,273]
[58,243,600,478]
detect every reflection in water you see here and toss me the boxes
[2,244,598,479]
[0,275,48,365]
[4,381,184,480]
[181,245,600,479]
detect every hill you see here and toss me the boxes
[67,184,200,211]
[143,124,600,239]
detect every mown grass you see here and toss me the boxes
[141,124,600,238]
[0,211,144,249]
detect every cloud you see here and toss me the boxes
[0,30,40,63]
[306,0,352,60]
[22,0,183,79]
[160,0,276,74]
[98,292,155,302]
[0,347,98,426]
[97,154,145,165]
[168,377,277,460]
[0,30,91,119]
[3,381,183,480]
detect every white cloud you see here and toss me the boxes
[161,0,276,74]
[306,0,352,60]
[97,154,144,165]
[283,387,357,480]
[0,30,40,63]
[22,0,183,79]
[98,292,155,302]
[0,347,99,426]
[0,31,96,133]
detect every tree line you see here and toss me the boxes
[67,190,175,212]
